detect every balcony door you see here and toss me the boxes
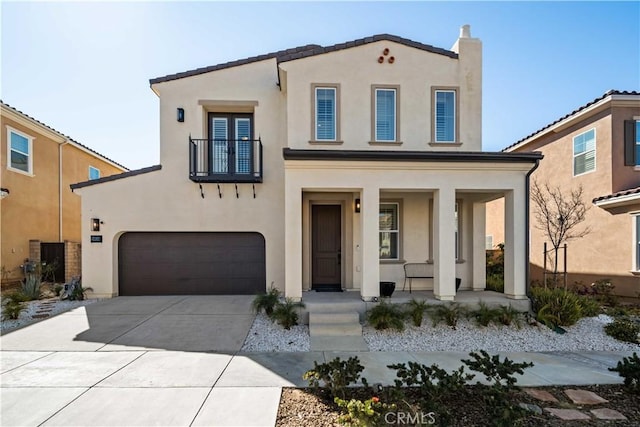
[208,113,253,175]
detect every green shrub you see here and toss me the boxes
[578,295,601,317]
[530,286,583,327]
[388,361,474,424]
[592,279,617,306]
[405,299,428,327]
[54,284,63,297]
[335,396,395,427]
[497,305,523,328]
[604,318,640,344]
[303,356,366,399]
[367,301,405,331]
[609,352,640,394]
[486,273,504,293]
[21,273,42,300]
[252,285,281,317]
[462,350,534,427]
[470,301,501,327]
[272,298,305,329]
[2,300,25,320]
[428,302,466,329]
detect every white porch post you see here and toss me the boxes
[284,181,302,300]
[504,187,527,299]
[433,187,456,300]
[361,186,380,301]
[472,202,487,291]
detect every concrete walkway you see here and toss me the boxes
[0,296,635,426]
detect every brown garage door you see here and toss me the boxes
[118,232,265,295]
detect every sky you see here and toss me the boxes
[2,1,639,170]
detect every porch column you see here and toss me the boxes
[361,186,380,301]
[433,187,456,300]
[504,187,527,299]
[472,202,486,291]
[284,182,302,300]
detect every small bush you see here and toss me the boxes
[604,318,640,344]
[303,356,366,399]
[272,298,305,329]
[530,286,583,327]
[21,273,42,300]
[497,305,523,328]
[335,396,395,426]
[428,302,466,329]
[470,301,501,327]
[405,299,428,327]
[252,285,281,317]
[578,295,601,317]
[609,352,640,394]
[367,301,405,331]
[486,273,504,293]
[2,299,25,320]
[54,284,63,297]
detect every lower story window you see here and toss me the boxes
[379,203,399,259]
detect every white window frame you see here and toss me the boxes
[6,126,34,176]
[634,214,640,273]
[88,166,101,180]
[573,128,596,177]
[314,86,337,141]
[374,88,397,142]
[379,202,400,260]
[635,120,640,167]
[434,89,456,143]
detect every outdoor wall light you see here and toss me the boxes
[177,107,185,122]
[91,218,101,232]
[355,198,361,213]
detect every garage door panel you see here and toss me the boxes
[118,232,265,295]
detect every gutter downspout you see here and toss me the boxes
[525,157,541,299]
[59,140,69,241]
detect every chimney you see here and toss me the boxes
[460,24,471,39]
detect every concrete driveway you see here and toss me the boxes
[0,295,290,426]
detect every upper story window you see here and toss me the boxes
[313,85,339,141]
[573,128,596,176]
[623,119,639,167]
[372,86,399,142]
[7,127,33,175]
[88,166,101,180]
[636,121,640,166]
[379,202,400,260]
[432,88,458,143]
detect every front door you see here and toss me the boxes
[312,205,342,289]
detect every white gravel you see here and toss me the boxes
[364,314,640,352]
[1,298,98,333]
[241,313,310,352]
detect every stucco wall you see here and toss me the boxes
[1,113,124,282]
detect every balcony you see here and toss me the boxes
[189,137,263,183]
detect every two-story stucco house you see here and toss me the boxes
[1,102,127,284]
[486,90,640,297]
[72,27,542,302]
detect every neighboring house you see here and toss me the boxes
[71,27,542,301]
[486,91,640,297]
[0,102,127,284]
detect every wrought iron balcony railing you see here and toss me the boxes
[189,137,263,183]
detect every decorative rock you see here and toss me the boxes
[524,388,559,402]
[31,314,49,319]
[518,403,543,415]
[590,408,627,420]
[564,389,609,405]
[545,408,590,420]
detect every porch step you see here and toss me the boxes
[309,312,360,325]
[309,322,363,337]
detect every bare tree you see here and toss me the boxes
[530,180,590,286]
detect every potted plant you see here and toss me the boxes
[380,281,396,297]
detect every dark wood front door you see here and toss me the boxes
[312,205,341,289]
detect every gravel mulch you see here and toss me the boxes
[1,297,98,334]
[241,313,310,352]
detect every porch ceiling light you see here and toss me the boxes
[355,198,361,213]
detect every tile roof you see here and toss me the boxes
[70,165,161,190]
[503,90,640,152]
[592,186,640,204]
[149,34,458,85]
[1,101,128,171]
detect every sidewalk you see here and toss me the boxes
[1,349,633,426]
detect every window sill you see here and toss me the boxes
[308,140,344,145]
[428,142,463,147]
[634,166,640,171]
[7,167,34,177]
[425,259,466,264]
[380,259,406,265]
[630,270,640,276]
[369,141,403,146]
